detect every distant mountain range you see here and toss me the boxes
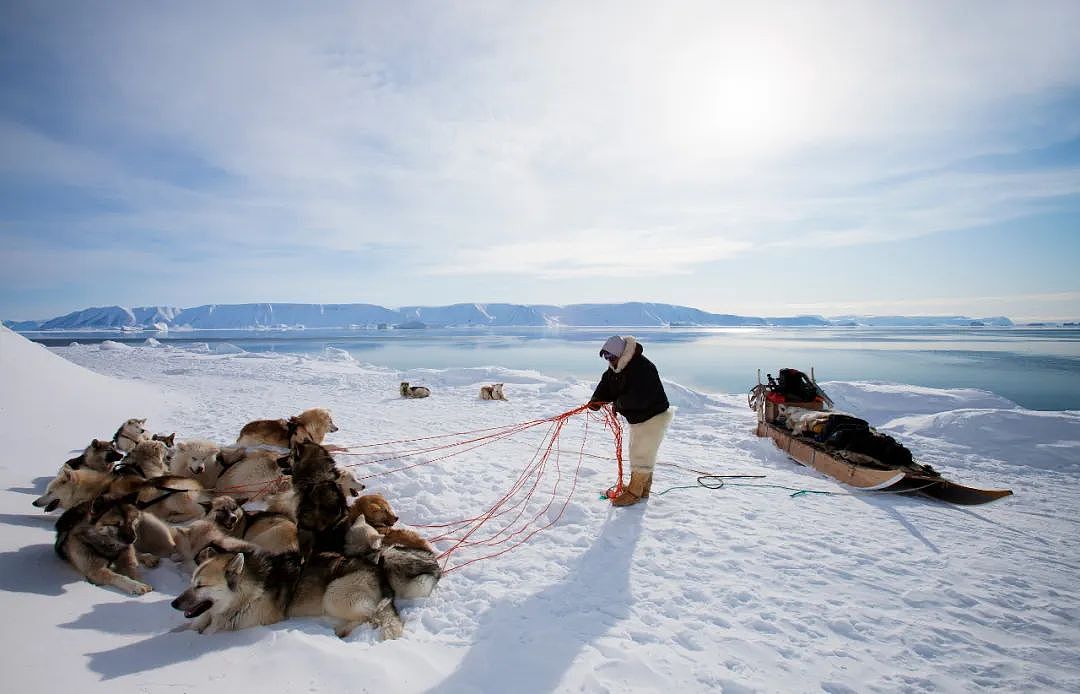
[2,302,1017,331]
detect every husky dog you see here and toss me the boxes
[63,439,123,472]
[288,551,405,639]
[400,382,431,398]
[112,418,150,453]
[170,439,222,488]
[54,496,154,595]
[479,383,507,401]
[152,432,176,448]
[236,408,339,450]
[341,515,440,598]
[347,493,437,555]
[347,493,399,530]
[119,440,170,479]
[204,496,299,554]
[214,449,290,499]
[34,467,113,511]
[105,474,207,523]
[134,511,176,560]
[170,519,251,573]
[171,548,303,634]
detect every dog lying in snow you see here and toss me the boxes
[235,408,340,450]
[400,382,431,398]
[54,495,156,595]
[479,383,507,401]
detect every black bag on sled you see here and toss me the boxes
[827,428,915,469]
[776,368,819,402]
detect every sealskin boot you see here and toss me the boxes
[611,471,650,507]
[640,472,653,498]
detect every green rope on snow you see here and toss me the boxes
[654,475,840,498]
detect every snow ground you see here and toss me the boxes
[1,326,1078,693]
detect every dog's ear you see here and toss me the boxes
[225,553,245,589]
[198,500,213,514]
[65,454,85,469]
[275,453,293,475]
[234,496,250,507]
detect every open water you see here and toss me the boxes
[24,326,1080,411]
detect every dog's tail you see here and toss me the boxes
[372,597,404,640]
[382,547,442,599]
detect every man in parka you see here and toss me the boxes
[588,335,673,506]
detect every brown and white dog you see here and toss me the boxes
[112,418,150,453]
[347,493,434,553]
[479,383,507,401]
[235,408,339,450]
[400,382,431,399]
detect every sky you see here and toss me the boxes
[1,1,1079,322]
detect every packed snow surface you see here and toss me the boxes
[1,326,1077,693]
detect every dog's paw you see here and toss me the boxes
[138,553,161,568]
[128,580,153,596]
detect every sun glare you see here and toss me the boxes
[661,37,820,158]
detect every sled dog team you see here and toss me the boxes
[34,409,440,640]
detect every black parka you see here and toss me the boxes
[590,342,669,424]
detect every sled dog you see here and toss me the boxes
[152,432,176,448]
[171,548,303,634]
[105,474,207,523]
[112,418,149,453]
[347,493,434,552]
[214,449,290,498]
[235,408,339,450]
[204,496,299,554]
[120,440,170,479]
[54,496,154,595]
[479,383,507,401]
[34,467,113,512]
[170,439,222,488]
[170,519,251,573]
[400,382,431,398]
[63,439,123,472]
[288,551,405,639]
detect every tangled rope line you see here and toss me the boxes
[334,403,624,574]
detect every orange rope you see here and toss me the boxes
[205,403,626,573]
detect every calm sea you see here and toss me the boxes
[25,326,1080,411]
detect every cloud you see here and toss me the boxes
[2,1,1080,314]
[431,230,752,278]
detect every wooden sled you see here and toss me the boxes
[755,419,1013,505]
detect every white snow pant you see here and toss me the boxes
[628,408,674,474]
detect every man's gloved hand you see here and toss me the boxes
[587,401,604,411]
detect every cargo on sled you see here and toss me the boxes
[748,368,1012,505]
